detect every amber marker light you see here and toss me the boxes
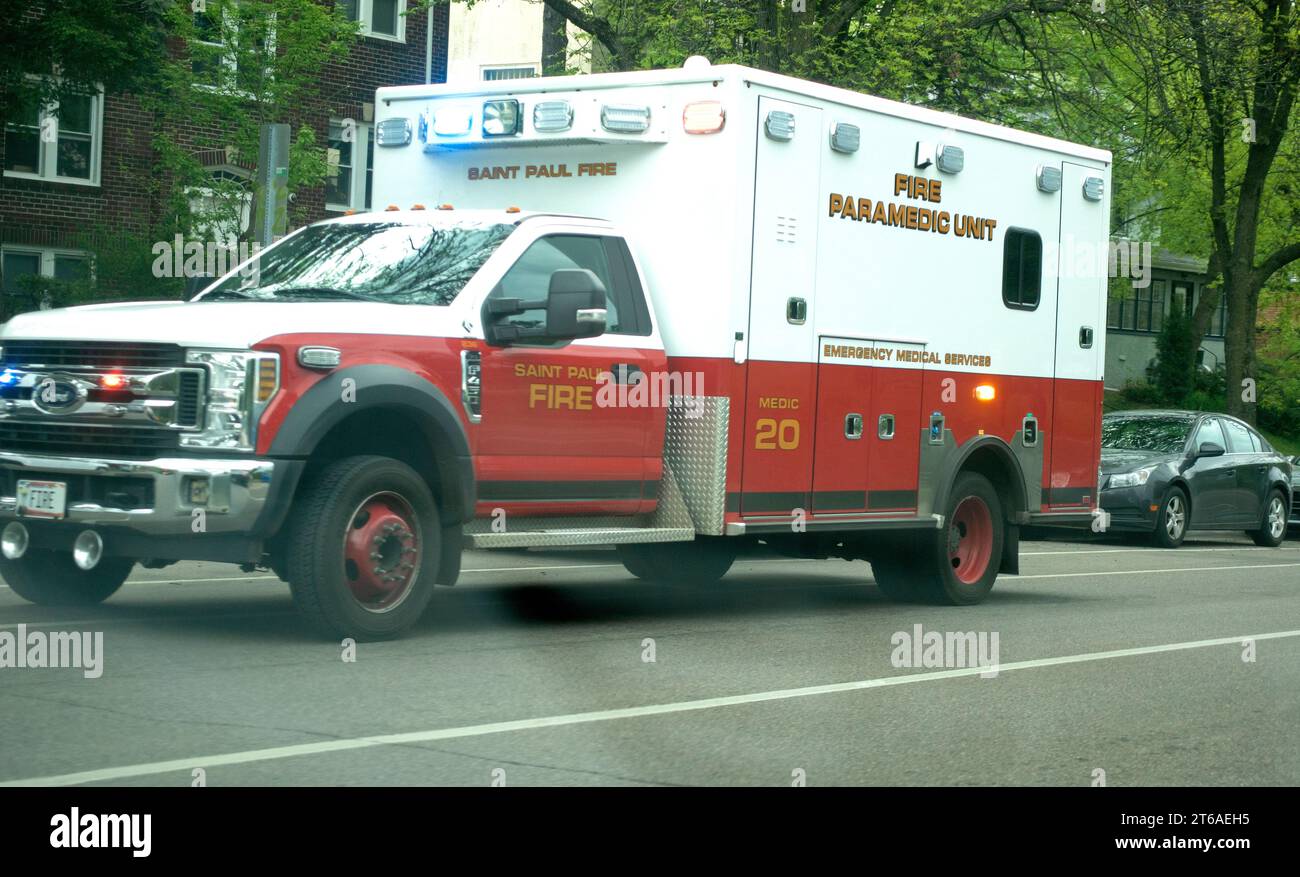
[683,100,726,134]
[974,384,996,401]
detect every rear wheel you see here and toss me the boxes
[617,538,736,585]
[1248,490,1288,548]
[871,472,1003,605]
[1150,486,1188,549]
[286,455,440,640]
[0,550,133,606]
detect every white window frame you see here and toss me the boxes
[325,119,374,212]
[344,0,407,43]
[185,177,254,244]
[482,65,539,81]
[192,2,277,99]
[1,247,95,296]
[2,86,104,187]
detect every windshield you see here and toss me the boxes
[200,221,516,305]
[1100,416,1195,454]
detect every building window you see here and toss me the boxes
[3,90,103,185]
[340,0,405,42]
[326,119,374,212]
[483,66,539,81]
[1,247,93,313]
[192,2,276,95]
[1001,228,1041,311]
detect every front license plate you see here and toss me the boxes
[17,480,67,520]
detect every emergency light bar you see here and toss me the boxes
[415,96,669,151]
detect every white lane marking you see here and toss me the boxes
[1022,546,1300,556]
[6,628,1298,788]
[1007,561,1300,580]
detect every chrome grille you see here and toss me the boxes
[1,341,184,370]
[0,422,179,458]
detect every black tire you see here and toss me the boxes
[872,472,1003,605]
[616,538,736,585]
[870,556,924,602]
[1150,485,1189,549]
[1248,489,1288,548]
[286,455,440,640]
[0,550,133,606]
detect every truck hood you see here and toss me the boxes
[0,300,465,349]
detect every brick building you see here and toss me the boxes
[0,0,449,315]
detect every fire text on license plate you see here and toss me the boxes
[17,480,67,520]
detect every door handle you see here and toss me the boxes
[844,413,863,439]
[609,363,643,385]
[1079,326,1094,348]
[786,297,807,324]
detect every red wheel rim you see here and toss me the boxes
[947,496,992,584]
[342,492,421,612]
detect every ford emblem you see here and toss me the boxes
[31,376,85,415]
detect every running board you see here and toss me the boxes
[465,526,694,549]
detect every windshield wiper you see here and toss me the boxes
[268,286,389,303]
[200,288,261,301]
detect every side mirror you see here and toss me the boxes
[483,268,607,345]
[1195,441,1226,459]
[544,269,607,340]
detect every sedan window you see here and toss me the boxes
[1100,416,1195,453]
[1193,418,1225,451]
[1221,419,1255,454]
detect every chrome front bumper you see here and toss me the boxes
[0,451,276,536]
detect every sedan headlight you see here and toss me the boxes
[1106,465,1157,490]
[181,349,280,452]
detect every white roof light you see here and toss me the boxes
[1083,176,1105,201]
[533,100,574,132]
[830,122,860,153]
[376,117,412,147]
[936,143,964,174]
[1036,164,1062,193]
[765,110,795,141]
[601,104,651,133]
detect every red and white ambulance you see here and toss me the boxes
[0,60,1110,637]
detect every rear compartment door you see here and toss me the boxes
[1049,162,1107,508]
[739,96,823,516]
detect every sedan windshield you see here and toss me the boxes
[1101,416,1195,454]
[200,221,516,305]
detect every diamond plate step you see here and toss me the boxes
[465,526,695,549]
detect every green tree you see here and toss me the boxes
[147,0,359,244]
[0,0,168,124]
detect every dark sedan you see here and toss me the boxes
[1099,410,1292,548]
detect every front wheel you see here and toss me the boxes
[286,455,441,640]
[1150,486,1188,549]
[0,550,133,606]
[617,538,736,585]
[1248,490,1288,548]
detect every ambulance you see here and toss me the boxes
[0,60,1110,638]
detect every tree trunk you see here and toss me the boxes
[1222,267,1259,422]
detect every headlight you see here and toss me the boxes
[1106,465,1157,490]
[180,349,280,452]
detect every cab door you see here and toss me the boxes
[739,96,823,516]
[474,231,665,516]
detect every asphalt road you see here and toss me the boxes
[1,531,1298,787]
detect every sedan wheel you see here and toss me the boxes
[1151,487,1188,549]
[1249,490,1288,548]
